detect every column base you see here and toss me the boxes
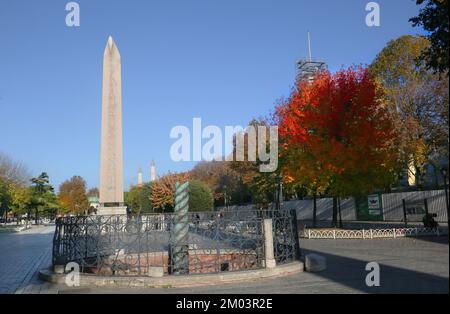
[97,206,127,215]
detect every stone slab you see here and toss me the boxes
[305,253,326,272]
[97,206,127,215]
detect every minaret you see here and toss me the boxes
[98,36,126,215]
[150,160,156,182]
[137,166,143,187]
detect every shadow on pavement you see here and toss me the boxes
[301,248,449,294]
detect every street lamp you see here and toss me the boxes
[274,174,283,211]
[441,167,449,227]
[223,185,228,211]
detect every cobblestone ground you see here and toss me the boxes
[1,226,448,294]
[0,225,54,294]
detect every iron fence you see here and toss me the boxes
[52,209,300,276]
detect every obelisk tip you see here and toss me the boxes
[107,36,114,47]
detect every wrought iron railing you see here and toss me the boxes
[52,209,300,276]
[303,227,448,239]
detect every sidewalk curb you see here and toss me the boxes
[39,261,304,288]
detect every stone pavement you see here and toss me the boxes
[73,237,448,294]
[0,225,448,294]
[0,225,54,294]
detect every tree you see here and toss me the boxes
[229,119,280,208]
[9,184,32,221]
[87,187,99,198]
[0,179,11,220]
[410,0,449,75]
[58,176,89,215]
[370,35,449,186]
[276,67,399,226]
[0,154,43,222]
[126,185,143,214]
[140,182,153,214]
[190,160,251,206]
[150,172,189,212]
[30,172,58,223]
[0,152,30,186]
[150,173,214,212]
[189,180,214,212]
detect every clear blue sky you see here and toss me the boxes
[0,0,424,191]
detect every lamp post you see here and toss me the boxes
[275,174,283,211]
[223,185,228,211]
[441,168,449,227]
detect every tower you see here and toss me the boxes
[296,32,327,84]
[137,166,143,187]
[150,160,156,182]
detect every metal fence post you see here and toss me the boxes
[290,209,301,260]
[370,229,373,239]
[393,228,396,238]
[402,199,408,228]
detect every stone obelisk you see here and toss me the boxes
[98,36,126,215]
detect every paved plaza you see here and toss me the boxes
[0,225,448,294]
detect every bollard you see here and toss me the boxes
[263,219,276,268]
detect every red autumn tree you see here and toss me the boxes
[275,66,399,226]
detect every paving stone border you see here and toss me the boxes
[39,261,303,288]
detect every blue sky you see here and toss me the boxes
[0,0,424,191]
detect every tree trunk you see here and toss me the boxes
[338,197,343,229]
[332,197,338,227]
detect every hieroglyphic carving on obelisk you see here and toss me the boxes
[98,36,126,215]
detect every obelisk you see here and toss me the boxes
[98,36,126,215]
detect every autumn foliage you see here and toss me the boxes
[275,67,399,198]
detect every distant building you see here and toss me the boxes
[88,196,100,210]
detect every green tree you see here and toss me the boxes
[0,179,11,220]
[9,184,32,221]
[140,182,153,214]
[410,0,449,75]
[30,172,58,222]
[126,185,142,214]
[189,180,214,212]
[125,183,153,215]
